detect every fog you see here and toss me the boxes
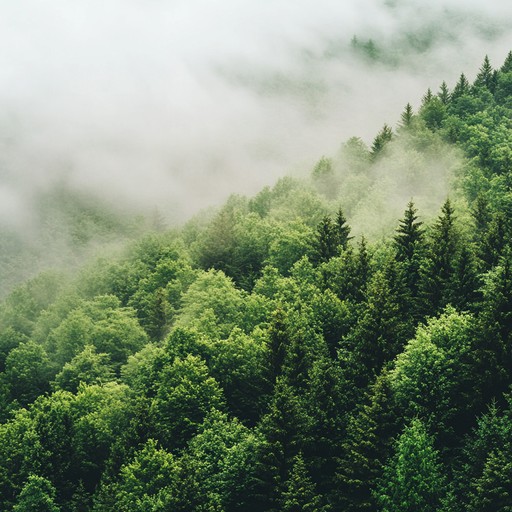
[1,0,512,224]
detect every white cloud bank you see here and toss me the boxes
[0,0,511,222]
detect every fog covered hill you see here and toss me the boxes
[0,49,512,510]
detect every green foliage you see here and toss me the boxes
[1,51,512,512]
[375,418,447,512]
[371,124,393,158]
[53,345,115,393]
[390,308,479,441]
[47,295,148,370]
[4,341,55,406]
[150,355,225,450]
[281,453,325,512]
[110,439,178,512]
[13,475,60,512]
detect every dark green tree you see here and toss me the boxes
[474,55,496,92]
[255,377,312,511]
[451,73,470,101]
[313,216,339,264]
[399,103,414,129]
[371,124,393,159]
[394,201,424,263]
[335,372,399,512]
[419,199,459,316]
[438,81,451,104]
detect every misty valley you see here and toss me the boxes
[2,1,512,510]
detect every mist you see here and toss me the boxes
[1,0,512,225]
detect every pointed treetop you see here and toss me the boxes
[394,201,424,262]
[452,73,470,100]
[501,50,512,73]
[438,81,451,105]
[335,208,353,250]
[421,88,434,106]
[371,124,393,158]
[474,55,493,85]
[399,103,414,128]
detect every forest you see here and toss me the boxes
[1,52,512,510]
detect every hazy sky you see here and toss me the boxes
[1,0,511,222]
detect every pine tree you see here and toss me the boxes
[374,418,447,512]
[371,124,393,159]
[477,248,512,396]
[449,245,480,310]
[480,211,508,269]
[471,193,491,247]
[438,81,451,104]
[313,216,338,264]
[281,453,325,512]
[399,103,414,128]
[394,201,424,263]
[452,73,470,101]
[335,372,399,512]
[255,377,312,511]
[500,50,512,73]
[419,199,459,316]
[421,87,434,106]
[474,55,496,92]
[267,308,289,384]
[335,208,352,250]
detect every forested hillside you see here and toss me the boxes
[1,53,512,511]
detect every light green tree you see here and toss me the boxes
[375,418,446,512]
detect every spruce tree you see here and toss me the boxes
[438,81,451,104]
[374,418,447,512]
[474,55,496,92]
[335,372,399,512]
[313,216,338,264]
[451,73,470,101]
[281,453,325,512]
[419,199,459,316]
[371,124,393,159]
[394,201,424,263]
[335,208,352,250]
[399,103,414,129]
[421,87,434,106]
[500,50,512,73]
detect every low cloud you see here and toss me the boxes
[0,0,511,223]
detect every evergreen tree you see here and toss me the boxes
[281,453,325,512]
[500,50,512,73]
[267,308,289,385]
[335,208,352,250]
[480,211,508,269]
[451,73,470,101]
[371,124,393,159]
[399,103,414,128]
[474,55,496,92]
[438,81,451,105]
[313,216,338,264]
[374,418,447,512]
[421,88,434,105]
[255,377,312,511]
[335,372,399,512]
[449,245,480,310]
[394,201,424,263]
[419,199,459,316]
